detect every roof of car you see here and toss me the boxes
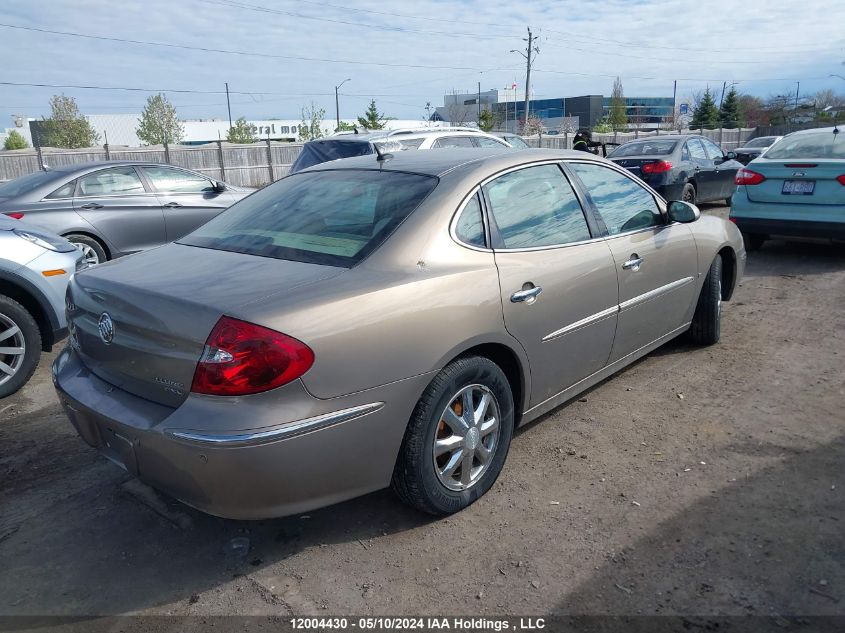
[301,147,600,177]
[48,160,172,173]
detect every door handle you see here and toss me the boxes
[694,166,701,172]
[510,286,543,303]
[162,202,183,208]
[622,255,644,271]
[79,203,103,210]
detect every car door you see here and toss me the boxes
[141,165,232,241]
[686,138,719,202]
[481,163,619,406]
[568,161,699,363]
[72,166,166,255]
[701,137,739,199]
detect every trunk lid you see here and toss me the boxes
[68,243,345,407]
[744,159,845,208]
[610,157,671,185]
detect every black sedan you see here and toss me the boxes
[608,134,742,205]
[733,135,782,165]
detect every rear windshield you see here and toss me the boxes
[744,136,777,148]
[609,140,677,157]
[289,139,375,173]
[0,170,65,198]
[180,169,438,267]
[764,131,845,159]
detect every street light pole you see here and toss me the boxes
[335,78,351,131]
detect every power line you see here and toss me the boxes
[0,23,499,71]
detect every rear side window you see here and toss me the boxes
[77,167,145,197]
[686,139,708,160]
[455,195,486,247]
[504,135,530,149]
[570,163,661,235]
[433,136,475,148]
[701,139,724,160]
[398,138,424,149]
[483,164,591,248]
[476,137,507,148]
[46,180,75,199]
[181,170,438,267]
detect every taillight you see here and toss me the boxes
[735,168,766,185]
[836,175,845,186]
[728,217,737,223]
[191,316,314,396]
[4,212,24,219]
[641,160,673,174]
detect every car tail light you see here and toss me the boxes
[735,168,766,185]
[784,164,817,168]
[836,175,845,186]
[728,217,737,223]
[191,316,314,396]
[641,160,673,174]
[4,212,24,219]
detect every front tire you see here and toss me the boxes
[688,255,723,346]
[392,356,514,516]
[0,295,42,398]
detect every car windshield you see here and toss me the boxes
[180,169,438,267]
[744,136,777,148]
[765,131,845,159]
[0,170,65,198]
[609,140,677,157]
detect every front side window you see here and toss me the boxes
[483,164,591,249]
[77,167,145,197]
[569,163,662,236]
[433,136,475,148]
[181,170,438,267]
[455,194,486,247]
[143,166,214,193]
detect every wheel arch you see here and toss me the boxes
[718,245,738,301]
[0,272,59,351]
[61,230,112,260]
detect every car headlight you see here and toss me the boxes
[13,228,77,253]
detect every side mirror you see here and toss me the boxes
[667,200,700,223]
[725,151,737,160]
[212,180,227,193]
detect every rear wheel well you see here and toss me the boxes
[62,231,110,259]
[455,343,525,426]
[0,281,53,350]
[718,246,737,300]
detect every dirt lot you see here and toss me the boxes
[1,205,843,620]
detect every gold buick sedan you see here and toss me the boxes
[53,148,745,519]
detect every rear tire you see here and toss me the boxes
[392,356,514,516]
[742,232,765,252]
[65,234,107,265]
[688,255,722,346]
[682,183,696,205]
[0,295,42,398]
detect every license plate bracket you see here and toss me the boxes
[782,180,815,195]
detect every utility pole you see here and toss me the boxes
[511,27,539,132]
[225,82,233,132]
[335,78,351,131]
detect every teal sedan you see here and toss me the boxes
[729,126,845,250]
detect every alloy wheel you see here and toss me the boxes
[432,384,501,491]
[0,313,26,387]
[74,243,101,266]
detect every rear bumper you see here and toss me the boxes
[730,217,845,239]
[730,188,845,239]
[53,347,432,519]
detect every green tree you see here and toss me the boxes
[136,93,184,145]
[3,130,29,150]
[477,107,495,132]
[335,121,356,133]
[719,87,741,128]
[357,100,386,130]
[39,95,100,148]
[298,102,326,141]
[592,117,613,133]
[226,117,257,143]
[609,76,628,131]
[691,88,720,129]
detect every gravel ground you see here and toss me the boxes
[1,205,843,619]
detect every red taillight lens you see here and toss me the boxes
[836,175,845,186]
[191,316,314,396]
[4,212,24,219]
[735,168,766,185]
[641,160,673,174]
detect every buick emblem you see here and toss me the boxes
[98,312,115,345]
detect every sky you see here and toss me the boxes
[1,0,844,126]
